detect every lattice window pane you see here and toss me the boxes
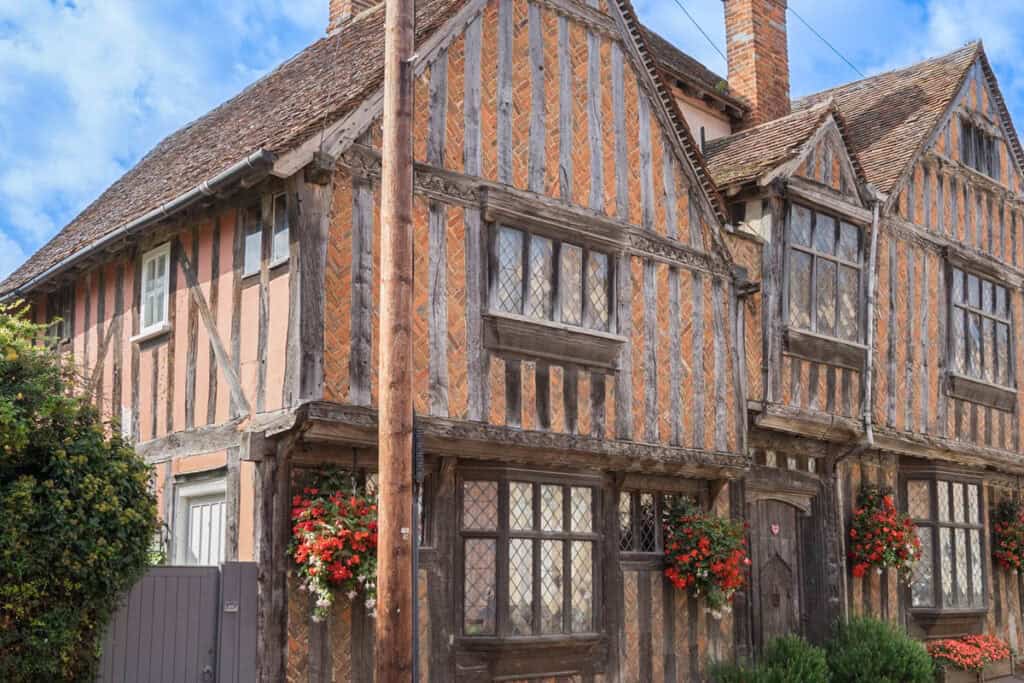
[940,527,953,607]
[955,528,968,606]
[982,279,993,313]
[510,482,534,531]
[908,481,931,520]
[790,205,812,246]
[463,481,498,530]
[967,485,979,525]
[585,251,610,330]
[496,227,524,314]
[968,274,980,307]
[540,540,564,633]
[570,487,592,533]
[541,485,563,532]
[953,268,964,304]
[509,539,534,635]
[525,236,554,319]
[638,493,658,553]
[560,244,583,326]
[938,481,950,522]
[464,539,496,635]
[997,285,1008,317]
[997,323,1010,385]
[952,483,965,524]
[571,541,594,632]
[911,526,934,607]
[837,222,859,262]
[970,529,983,606]
[815,259,837,336]
[365,473,379,497]
[837,265,859,341]
[813,213,837,254]
[619,493,633,551]
[953,308,966,374]
[789,251,812,330]
[983,317,995,382]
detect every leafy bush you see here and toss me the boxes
[826,617,933,683]
[0,304,157,681]
[709,635,829,682]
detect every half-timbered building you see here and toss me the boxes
[5,0,1024,679]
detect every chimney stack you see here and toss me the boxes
[723,0,790,128]
[328,0,377,33]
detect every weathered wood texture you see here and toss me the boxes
[322,0,740,457]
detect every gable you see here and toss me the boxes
[790,117,863,203]
[927,57,1024,195]
[347,0,725,254]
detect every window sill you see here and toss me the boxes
[782,327,867,371]
[483,311,626,370]
[908,607,987,638]
[130,322,172,345]
[946,372,1017,412]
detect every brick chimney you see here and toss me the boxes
[328,0,377,33]
[723,0,790,128]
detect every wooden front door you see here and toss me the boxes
[751,499,803,651]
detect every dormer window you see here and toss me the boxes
[960,118,1000,180]
[492,226,612,333]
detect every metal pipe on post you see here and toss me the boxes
[377,0,416,677]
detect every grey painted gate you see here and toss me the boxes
[97,562,257,683]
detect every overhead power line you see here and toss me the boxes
[670,0,728,66]
[788,5,865,78]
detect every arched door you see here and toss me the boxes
[751,499,804,651]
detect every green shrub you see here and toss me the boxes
[826,617,934,683]
[760,634,830,682]
[0,304,157,681]
[710,635,829,683]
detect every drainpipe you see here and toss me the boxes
[831,184,883,623]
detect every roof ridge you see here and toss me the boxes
[794,40,980,109]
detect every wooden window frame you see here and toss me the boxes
[47,285,74,346]
[484,223,626,370]
[945,261,1017,411]
[781,201,868,369]
[171,473,227,566]
[960,116,1000,181]
[901,467,987,624]
[242,205,263,279]
[618,490,666,563]
[456,469,603,643]
[270,192,290,268]
[136,242,172,341]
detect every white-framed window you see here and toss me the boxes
[271,193,290,265]
[243,206,263,277]
[139,243,171,335]
[173,477,227,566]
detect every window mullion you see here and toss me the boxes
[552,240,562,323]
[531,482,542,634]
[581,247,591,328]
[520,232,530,316]
[562,485,572,633]
[931,481,942,608]
[495,480,510,636]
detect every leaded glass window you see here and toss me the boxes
[960,118,1000,180]
[950,267,1014,387]
[492,226,613,332]
[618,490,665,554]
[460,476,600,637]
[787,204,863,342]
[906,478,985,610]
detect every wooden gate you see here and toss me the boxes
[97,562,257,683]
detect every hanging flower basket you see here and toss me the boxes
[848,485,921,579]
[992,499,1024,573]
[662,497,750,618]
[289,472,378,622]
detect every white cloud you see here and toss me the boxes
[0,0,324,279]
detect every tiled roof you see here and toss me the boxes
[640,26,745,112]
[793,42,980,194]
[1,0,462,295]
[702,101,834,188]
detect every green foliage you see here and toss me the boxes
[826,617,934,683]
[0,304,157,681]
[710,635,829,682]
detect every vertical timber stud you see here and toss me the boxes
[377,0,415,677]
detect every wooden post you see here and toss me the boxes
[377,0,415,678]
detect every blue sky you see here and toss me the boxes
[0,0,1021,280]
